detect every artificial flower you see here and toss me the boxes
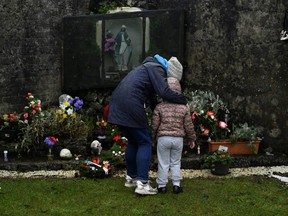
[219,121,228,129]
[44,136,58,147]
[113,135,121,142]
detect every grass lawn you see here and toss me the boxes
[0,176,287,216]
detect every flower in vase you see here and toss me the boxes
[44,136,58,147]
[44,136,58,160]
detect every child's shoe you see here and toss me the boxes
[157,186,167,193]
[173,185,183,194]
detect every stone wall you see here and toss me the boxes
[1,0,288,152]
[0,0,91,111]
[158,0,288,153]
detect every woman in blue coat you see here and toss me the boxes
[108,54,187,195]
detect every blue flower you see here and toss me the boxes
[44,136,58,147]
[69,96,83,111]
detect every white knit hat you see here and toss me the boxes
[168,57,183,81]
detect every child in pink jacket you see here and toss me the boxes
[151,58,196,194]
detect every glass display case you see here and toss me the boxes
[62,9,184,91]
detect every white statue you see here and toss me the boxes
[91,140,102,155]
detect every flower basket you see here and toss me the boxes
[208,140,261,155]
[79,158,112,179]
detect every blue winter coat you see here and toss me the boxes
[108,56,187,128]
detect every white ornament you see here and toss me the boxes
[91,140,102,155]
[59,148,72,159]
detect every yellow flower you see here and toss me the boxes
[64,101,70,107]
[57,109,63,114]
[3,114,8,120]
[71,113,77,118]
[63,114,68,119]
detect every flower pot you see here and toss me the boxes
[211,162,230,176]
[208,140,261,155]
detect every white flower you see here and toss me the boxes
[66,108,74,115]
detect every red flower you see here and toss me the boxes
[49,136,58,144]
[99,120,105,127]
[206,111,214,117]
[191,111,198,120]
[113,135,121,142]
[92,158,100,165]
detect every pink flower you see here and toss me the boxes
[219,121,227,129]
[23,113,29,119]
[32,110,37,114]
[203,129,210,136]
[206,111,216,120]
[206,111,214,117]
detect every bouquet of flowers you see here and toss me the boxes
[0,112,20,131]
[23,92,42,123]
[79,157,111,178]
[57,95,84,123]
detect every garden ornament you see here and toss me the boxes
[91,140,102,155]
[59,148,72,159]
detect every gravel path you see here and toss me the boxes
[0,166,287,179]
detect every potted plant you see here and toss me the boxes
[208,123,262,155]
[184,90,230,154]
[185,90,263,155]
[204,150,233,175]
